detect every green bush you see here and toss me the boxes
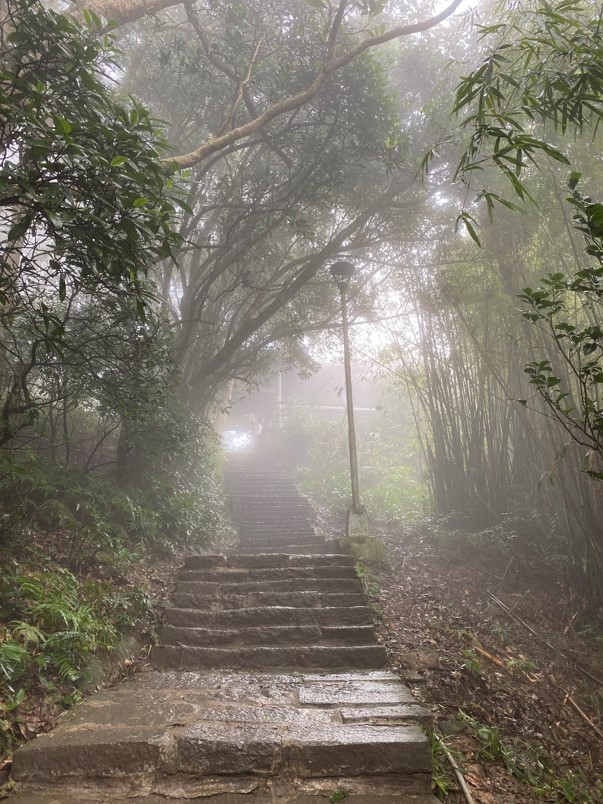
[0,563,154,754]
[287,410,427,522]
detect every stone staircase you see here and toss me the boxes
[224,453,327,554]
[150,553,386,672]
[8,451,438,803]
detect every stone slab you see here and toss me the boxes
[150,644,386,671]
[179,566,357,582]
[339,704,432,727]
[164,605,374,628]
[175,578,363,595]
[11,727,168,782]
[159,624,376,648]
[298,680,416,706]
[171,590,367,610]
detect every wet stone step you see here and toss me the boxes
[171,591,367,610]
[234,521,315,527]
[235,545,331,555]
[164,605,375,629]
[228,493,313,502]
[231,509,312,517]
[235,531,318,540]
[178,565,358,582]
[231,514,314,523]
[159,623,378,648]
[150,644,387,671]
[235,539,321,549]
[9,666,436,801]
[172,578,363,595]
[183,554,355,570]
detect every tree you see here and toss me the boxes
[71,0,464,169]
[0,0,182,306]
[116,0,438,412]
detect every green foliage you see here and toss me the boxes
[459,711,595,801]
[518,180,603,465]
[286,403,427,522]
[426,731,453,799]
[452,0,602,216]
[0,561,153,754]
[0,0,183,314]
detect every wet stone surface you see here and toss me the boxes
[11,670,433,799]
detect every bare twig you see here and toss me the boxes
[473,645,506,668]
[562,690,603,741]
[435,733,476,804]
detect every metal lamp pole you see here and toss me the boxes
[329,261,370,540]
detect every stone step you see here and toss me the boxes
[228,493,313,502]
[234,520,315,528]
[179,565,358,582]
[171,590,367,610]
[183,554,355,570]
[159,623,377,647]
[233,520,315,529]
[164,605,374,629]
[174,578,363,596]
[236,537,320,548]
[235,530,317,540]
[235,544,331,555]
[150,643,387,671]
[225,481,300,491]
[9,793,440,803]
[9,669,435,802]
[229,502,313,512]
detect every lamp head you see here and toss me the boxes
[329,260,355,291]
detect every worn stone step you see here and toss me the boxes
[233,520,314,529]
[164,605,374,629]
[235,544,331,555]
[226,482,300,492]
[174,578,362,596]
[236,531,317,540]
[237,525,325,540]
[183,554,355,570]
[179,565,358,583]
[9,670,435,801]
[231,516,314,525]
[229,494,313,504]
[171,590,367,610]
[236,535,320,545]
[159,624,377,648]
[231,507,311,515]
[5,794,440,803]
[150,643,387,671]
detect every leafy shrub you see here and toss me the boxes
[0,562,154,754]
[286,408,427,521]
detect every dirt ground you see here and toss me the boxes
[365,521,603,803]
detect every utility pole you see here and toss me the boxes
[329,260,370,541]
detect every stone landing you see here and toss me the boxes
[10,669,436,803]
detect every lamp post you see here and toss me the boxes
[329,260,370,541]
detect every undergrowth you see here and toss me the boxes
[0,558,154,758]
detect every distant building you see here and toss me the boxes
[227,364,380,430]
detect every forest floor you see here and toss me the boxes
[358,520,603,803]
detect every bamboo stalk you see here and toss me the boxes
[435,733,476,804]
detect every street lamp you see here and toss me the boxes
[329,260,370,541]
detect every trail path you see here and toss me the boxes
[9,453,437,803]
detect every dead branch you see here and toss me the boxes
[435,733,476,804]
